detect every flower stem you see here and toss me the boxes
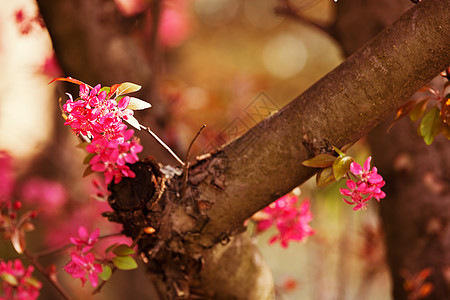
[141,125,185,166]
[23,250,73,300]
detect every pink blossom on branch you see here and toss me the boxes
[59,79,150,184]
[256,195,314,248]
[64,226,102,287]
[0,259,42,300]
[63,252,102,288]
[339,156,386,211]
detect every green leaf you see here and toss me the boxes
[1,273,18,286]
[316,167,336,187]
[116,82,142,96]
[419,107,442,145]
[409,99,429,121]
[332,156,354,180]
[99,265,112,281]
[127,97,152,110]
[112,255,138,270]
[105,243,118,254]
[82,166,94,178]
[302,154,336,168]
[83,152,95,165]
[76,142,89,150]
[124,115,142,130]
[113,244,135,256]
[99,86,111,94]
[332,146,346,157]
[24,276,41,289]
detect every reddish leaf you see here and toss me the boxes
[388,100,416,132]
[109,84,121,98]
[49,77,92,88]
[409,99,429,122]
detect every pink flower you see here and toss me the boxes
[256,195,314,248]
[21,178,67,212]
[0,259,42,300]
[340,156,386,210]
[70,226,100,253]
[63,252,102,287]
[63,82,144,184]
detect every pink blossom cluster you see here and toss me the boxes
[63,83,143,184]
[0,259,42,300]
[339,156,386,211]
[63,226,103,287]
[256,195,314,248]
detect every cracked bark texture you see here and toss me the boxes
[332,0,450,298]
[37,0,450,298]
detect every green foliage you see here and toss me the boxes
[112,256,138,270]
[419,107,442,145]
[99,265,112,281]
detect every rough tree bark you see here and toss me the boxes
[331,0,450,298]
[37,0,449,298]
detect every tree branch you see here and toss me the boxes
[190,0,450,247]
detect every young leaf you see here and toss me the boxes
[387,100,417,132]
[1,273,18,286]
[112,255,138,270]
[109,84,121,97]
[116,82,142,96]
[124,115,142,130]
[302,154,336,168]
[112,244,135,256]
[333,156,354,180]
[316,167,336,187]
[409,99,429,122]
[105,243,118,254]
[83,153,96,165]
[49,77,92,88]
[24,276,42,289]
[99,86,111,94]
[10,230,25,254]
[82,166,94,178]
[419,107,442,145]
[127,97,152,110]
[99,265,112,281]
[332,146,346,157]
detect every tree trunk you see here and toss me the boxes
[331,0,450,298]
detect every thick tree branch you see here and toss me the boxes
[190,0,450,247]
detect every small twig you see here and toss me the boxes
[183,125,206,183]
[33,233,124,259]
[23,250,73,300]
[141,125,185,166]
[181,125,206,200]
[275,0,334,37]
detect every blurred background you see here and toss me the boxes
[0,0,403,299]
